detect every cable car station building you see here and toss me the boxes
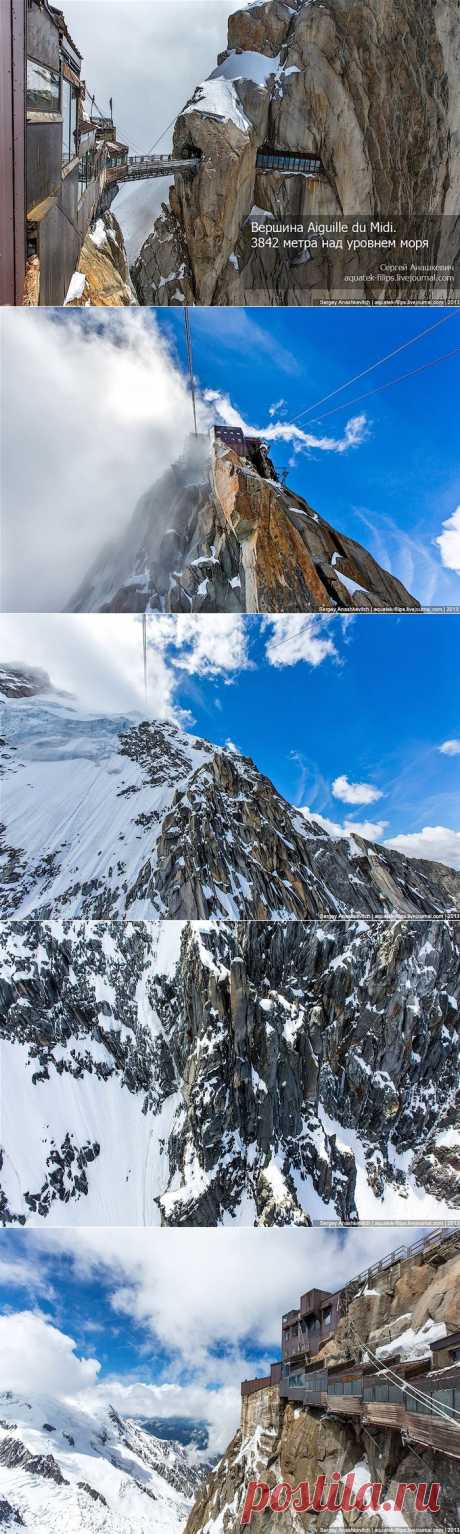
[242,1229,460,1463]
[1,0,127,304]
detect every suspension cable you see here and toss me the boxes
[290,312,458,425]
[346,1316,460,1427]
[184,308,198,436]
[142,613,148,704]
[305,347,460,424]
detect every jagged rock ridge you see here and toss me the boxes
[0,1391,205,1534]
[185,1236,460,1533]
[68,432,420,614]
[1,918,459,1225]
[1,690,459,920]
[133,0,460,306]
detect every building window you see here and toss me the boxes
[62,77,79,164]
[27,58,60,113]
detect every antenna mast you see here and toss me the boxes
[184,307,198,436]
[142,613,148,705]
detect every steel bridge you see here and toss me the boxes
[106,153,201,183]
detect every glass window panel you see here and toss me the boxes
[70,88,78,160]
[62,78,71,162]
[27,57,60,113]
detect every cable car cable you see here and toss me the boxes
[290,312,458,425]
[304,347,460,424]
[184,308,198,435]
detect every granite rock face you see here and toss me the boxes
[133,0,460,306]
[68,433,420,613]
[67,210,138,306]
[1,919,458,1225]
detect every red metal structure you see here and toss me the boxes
[0,0,26,304]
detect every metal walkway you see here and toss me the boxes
[107,153,201,182]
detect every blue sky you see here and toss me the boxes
[2,611,459,866]
[157,305,460,607]
[0,1226,434,1449]
[165,615,460,844]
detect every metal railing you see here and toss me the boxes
[78,146,107,192]
[343,1227,458,1298]
[256,149,323,176]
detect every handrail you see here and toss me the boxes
[343,1227,457,1296]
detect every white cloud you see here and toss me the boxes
[0,613,249,718]
[168,615,249,678]
[332,774,383,805]
[263,413,368,455]
[303,809,388,842]
[268,398,287,417]
[435,506,460,574]
[384,825,460,871]
[439,739,460,756]
[0,1257,55,1301]
[1,309,209,612]
[34,1227,425,1367]
[205,388,368,457]
[0,1311,100,1397]
[1,1226,431,1453]
[1,309,365,615]
[345,819,388,840]
[63,1,250,158]
[262,616,339,668]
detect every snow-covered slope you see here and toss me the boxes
[1,680,459,920]
[1,918,459,1225]
[0,1391,204,1533]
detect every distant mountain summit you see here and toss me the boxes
[0,1390,205,1533]
[0,664,54,699]
[68,431,420,614]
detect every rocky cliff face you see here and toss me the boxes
[133,0,460,307]
[0,1390,204,1534]
[1,918,458,1225]
[68,433,420,614]
[2,691,458,920]
[185,1238,460,1533]
[66,210,138,306]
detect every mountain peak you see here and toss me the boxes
[67,429,420,614]
[1,703,458,919]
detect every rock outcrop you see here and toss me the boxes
[68,432,420,613]
[2,695,459,919]
[1,918,458,1224]
[133,0,460,306]
[185,1236,460,1533]
[67,210,138,306]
